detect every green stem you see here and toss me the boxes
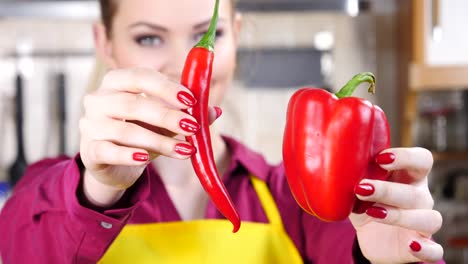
[195,0,220,51]
[335,72,376,99]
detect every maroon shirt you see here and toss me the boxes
[0,136,443,264]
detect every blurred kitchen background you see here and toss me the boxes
[0,0,467,262]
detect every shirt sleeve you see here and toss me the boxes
[0,154,150,264]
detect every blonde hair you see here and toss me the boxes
[99,0,238,37]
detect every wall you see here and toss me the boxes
[0,19,95,182]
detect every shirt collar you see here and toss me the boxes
[222,135,271,181]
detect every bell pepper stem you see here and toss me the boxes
[195,0,220,51]
[335,72,376,99]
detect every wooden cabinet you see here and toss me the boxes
[398,0,468,161]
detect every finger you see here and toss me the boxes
[376,148,433,179]
[100,68,197,109]
[365,206,443,236]
[355,180,434,209]
[408,239,444,263]
[83,93,199,135]
[375,148,433,183]
[80,118,196,159]
[85,140,150,168]
[209,106,223,125]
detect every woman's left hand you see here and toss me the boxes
[350,147,444,263]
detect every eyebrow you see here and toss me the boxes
[128,18,226,32]
[128,22,168,32]
[193,18,225,30]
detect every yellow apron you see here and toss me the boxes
[100,176,303,263]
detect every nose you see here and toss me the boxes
[163,41,191,83]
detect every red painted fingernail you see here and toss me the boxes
[410,241,422,252]
[133,152,149,162]
[179,118,200,133]
[375,152,396,165]
[174,143,196,156]
[214,106,223,119]
[177,91,197,107]
[355,183,375,196]
[366,206,388,219]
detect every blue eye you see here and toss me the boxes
[135,35,163,47]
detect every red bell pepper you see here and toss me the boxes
[282,72,391,221]
[181,0,240,232]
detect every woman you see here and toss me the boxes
[0,0,444,263]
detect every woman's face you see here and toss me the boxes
[95,0,241,106]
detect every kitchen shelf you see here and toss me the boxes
[432,152,468,162]
[410,64,468,91]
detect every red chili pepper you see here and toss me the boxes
[282,72,391,221]
[181,0,240,232]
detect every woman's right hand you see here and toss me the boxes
[79,68,217,208]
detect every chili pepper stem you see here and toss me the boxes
[195,0,220,51]
[335,72,376,99]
